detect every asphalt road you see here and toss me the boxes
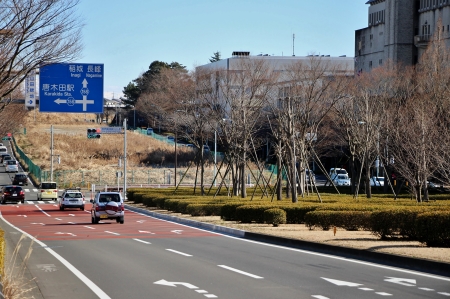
[0,140,449,298]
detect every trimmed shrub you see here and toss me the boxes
[221,203,246,221]
[283,205,319,224]
[370,208,427,239]
[186,204,223,216]
[304,211,333,230]
[264,208,287,227]
[235,205,271,223]
[415,211,450,247]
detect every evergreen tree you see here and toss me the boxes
[209,51,221,63]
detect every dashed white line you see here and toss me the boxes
[312,296,329,299]
[375,292,392,296]
[105,231,120,236]
[359,288,374,291]
[36,205,50,217]
[438,292,450,296]
[133,238,151,245]
[218,265,263,279]
[204,294,217,298]
[419,287,435,291]
[166,249,192,257]
[84,226,95,229]
[68,222,76,225]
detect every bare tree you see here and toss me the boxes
[0,0,83,111]
[270,56,352,202]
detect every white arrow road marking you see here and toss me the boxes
[105,231,120,236]
[31,223,45,225]
[138,230,155,234]
[17,215,27,217]
[321,277,362,287]
[218,265,263,279]
[133,238,151,245]
[171,230,183,234]
[55,232,76,237]
[154,279,198,289]
[166,249,192,257]
[384,277,416,287]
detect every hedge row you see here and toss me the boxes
[126,188,450,247]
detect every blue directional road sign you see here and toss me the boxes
[39,63,104,113]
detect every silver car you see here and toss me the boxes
[90,192,124,224]
[5,160,18,173]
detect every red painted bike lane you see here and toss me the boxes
[0,204,218,241]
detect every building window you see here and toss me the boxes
[369,61,373,69]
[379,59,383,65]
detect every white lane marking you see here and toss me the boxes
[375,292,392,296]
[204,294,217,298]
[17,215,27,218]
[127,208,450,282]
[418,288,435,291]
[321,277,362,287]
[55,218,62,221]
[68,214,75,216]
[196,290,208,293]
[171,230,183,234]
[68,222,76,225]
[218,265,263,279]
[359,288,374,291]
[133,238,151,245]
[312,296,330,299]
[384,277,416,286]
[138,230,155,234]
[105,231,120,236]
[31,223,45,226]
[0,211,112,298]
[35,205,50,217]
[166,249,192,257]
[84,226,95,229]
[438,292,450,296]
[55,232,76,237]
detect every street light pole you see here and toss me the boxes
[214,129,217,187]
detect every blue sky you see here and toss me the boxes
[76,0,369,99]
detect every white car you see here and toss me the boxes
[2,155,12,166]
[58,189,85,211]
[333,174,351,186]
[370,176,384,186]
[5,160,18,173]
[329,168,348,180]
[90,192,124,224]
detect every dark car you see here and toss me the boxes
[1,185,25,204]
[12,173,28,186]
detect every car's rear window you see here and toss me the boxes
[15,174,26,178]
[7,160,16,165]
[99,194,121,203]
[4,186,22,192]
[65,193,82,198]
[41,183,57,189]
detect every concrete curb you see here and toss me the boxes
[125,204,450,278]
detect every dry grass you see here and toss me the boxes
[1,234,35,299]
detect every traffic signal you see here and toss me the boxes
[87,128,101,138]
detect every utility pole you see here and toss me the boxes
[123,118,127,200]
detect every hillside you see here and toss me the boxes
[13,110,205,186]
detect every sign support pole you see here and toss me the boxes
[50,125,54,181]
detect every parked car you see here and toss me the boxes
[12,173,28,185]
[37,181,58,201]
[1,185,25,204]
[329,168,348,180]
[332,174,351,186]
[58,188,85,211]
[2,155,13,166]
[90,192,124,224]
[370,176,384,186]
[5,160,18,173]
